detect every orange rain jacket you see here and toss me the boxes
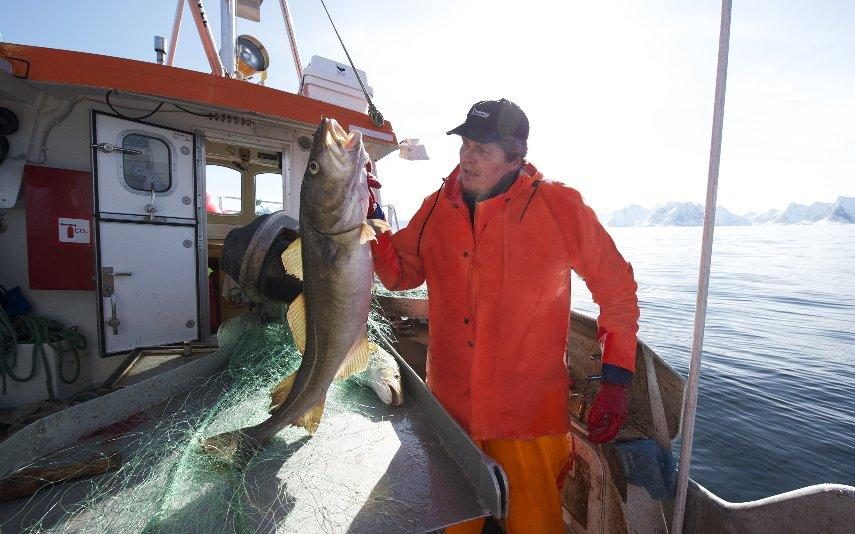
[372,163,639,440]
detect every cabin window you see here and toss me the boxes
[206,164,242,215]
[255,172,284,215]
[122,134,171,193]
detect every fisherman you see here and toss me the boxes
[370,99,639,533]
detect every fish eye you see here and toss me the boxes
[308,160,320,175]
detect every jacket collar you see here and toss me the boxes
[444,162,542,204]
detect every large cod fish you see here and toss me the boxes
[203,118,385,462]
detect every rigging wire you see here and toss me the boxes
[318,0,385,127]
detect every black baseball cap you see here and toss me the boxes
[446,98,529,144]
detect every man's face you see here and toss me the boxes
[458,138,520,195]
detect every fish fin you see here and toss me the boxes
[335,336,371,380]
[359,222,377,244]
[269,371,297,413]
[280,237,303,280]
[296,397,326,435]
[286,294,307,353]
[367,219,392,235]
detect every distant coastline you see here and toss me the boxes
[600,196,854,227]
[391,196,854,230]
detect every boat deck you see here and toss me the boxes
[0,327,499,533]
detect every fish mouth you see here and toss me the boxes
[389,387,404,406]
[370,378,403,406]
[322,118,363,152]
[387,382,403,406]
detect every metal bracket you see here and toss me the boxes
[101,266,132,298]
[144,184,158,221]
[102,267,131,336]
[91,142,142,155]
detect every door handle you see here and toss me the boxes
[91,142,143,155]
[106,294,120,335]
[102,268,131,336]
[145,184,158,221]
[101,267,132,297]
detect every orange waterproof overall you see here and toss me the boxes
[372,163,639,531]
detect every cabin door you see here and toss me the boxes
[92,112,200,355]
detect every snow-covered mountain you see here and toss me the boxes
[601,202,751,226]
[828,197,855,223]
[644,202,704,226]
[600,196,855,226]
[772,202,833,224]
[715,207,752,226]
[750,209,781,225]
[605,204,650,227]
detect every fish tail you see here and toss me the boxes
[295,397,326,435]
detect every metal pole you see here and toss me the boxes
[166,0,184,66]
[278,0,304,81]
[671,1,732,532]
[154,36,166,64]
[188,0,226,76]
[220,0,236,76]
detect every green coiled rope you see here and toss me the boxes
[0,306,84,400]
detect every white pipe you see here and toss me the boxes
[671,1,733,532]
[166,0,184,66]
[26,94,76,163]
[278,0,304,81]
[219,0,236,76]
[188,0,226,76]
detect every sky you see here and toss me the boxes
[3,0,854,219]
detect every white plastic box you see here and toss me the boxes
[300,55,373,113]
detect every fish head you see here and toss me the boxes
[366,356,404,406]
[301,118,369,234]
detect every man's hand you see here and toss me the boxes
[587,382,630,444]
[366,161,386,220]
[367,218,392,235]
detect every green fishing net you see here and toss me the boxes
[8,300,410,533]
[373,286,427,300]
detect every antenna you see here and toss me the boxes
[220,0,236,76]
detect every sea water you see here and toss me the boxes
[571,224,855,502]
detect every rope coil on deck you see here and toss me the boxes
[0,306,84,400]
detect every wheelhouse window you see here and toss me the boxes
[206,165,242,214]
[122,134,171,192]
[255,172,284,215]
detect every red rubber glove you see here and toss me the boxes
[366,161,383,218]
[587,382,629,443]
